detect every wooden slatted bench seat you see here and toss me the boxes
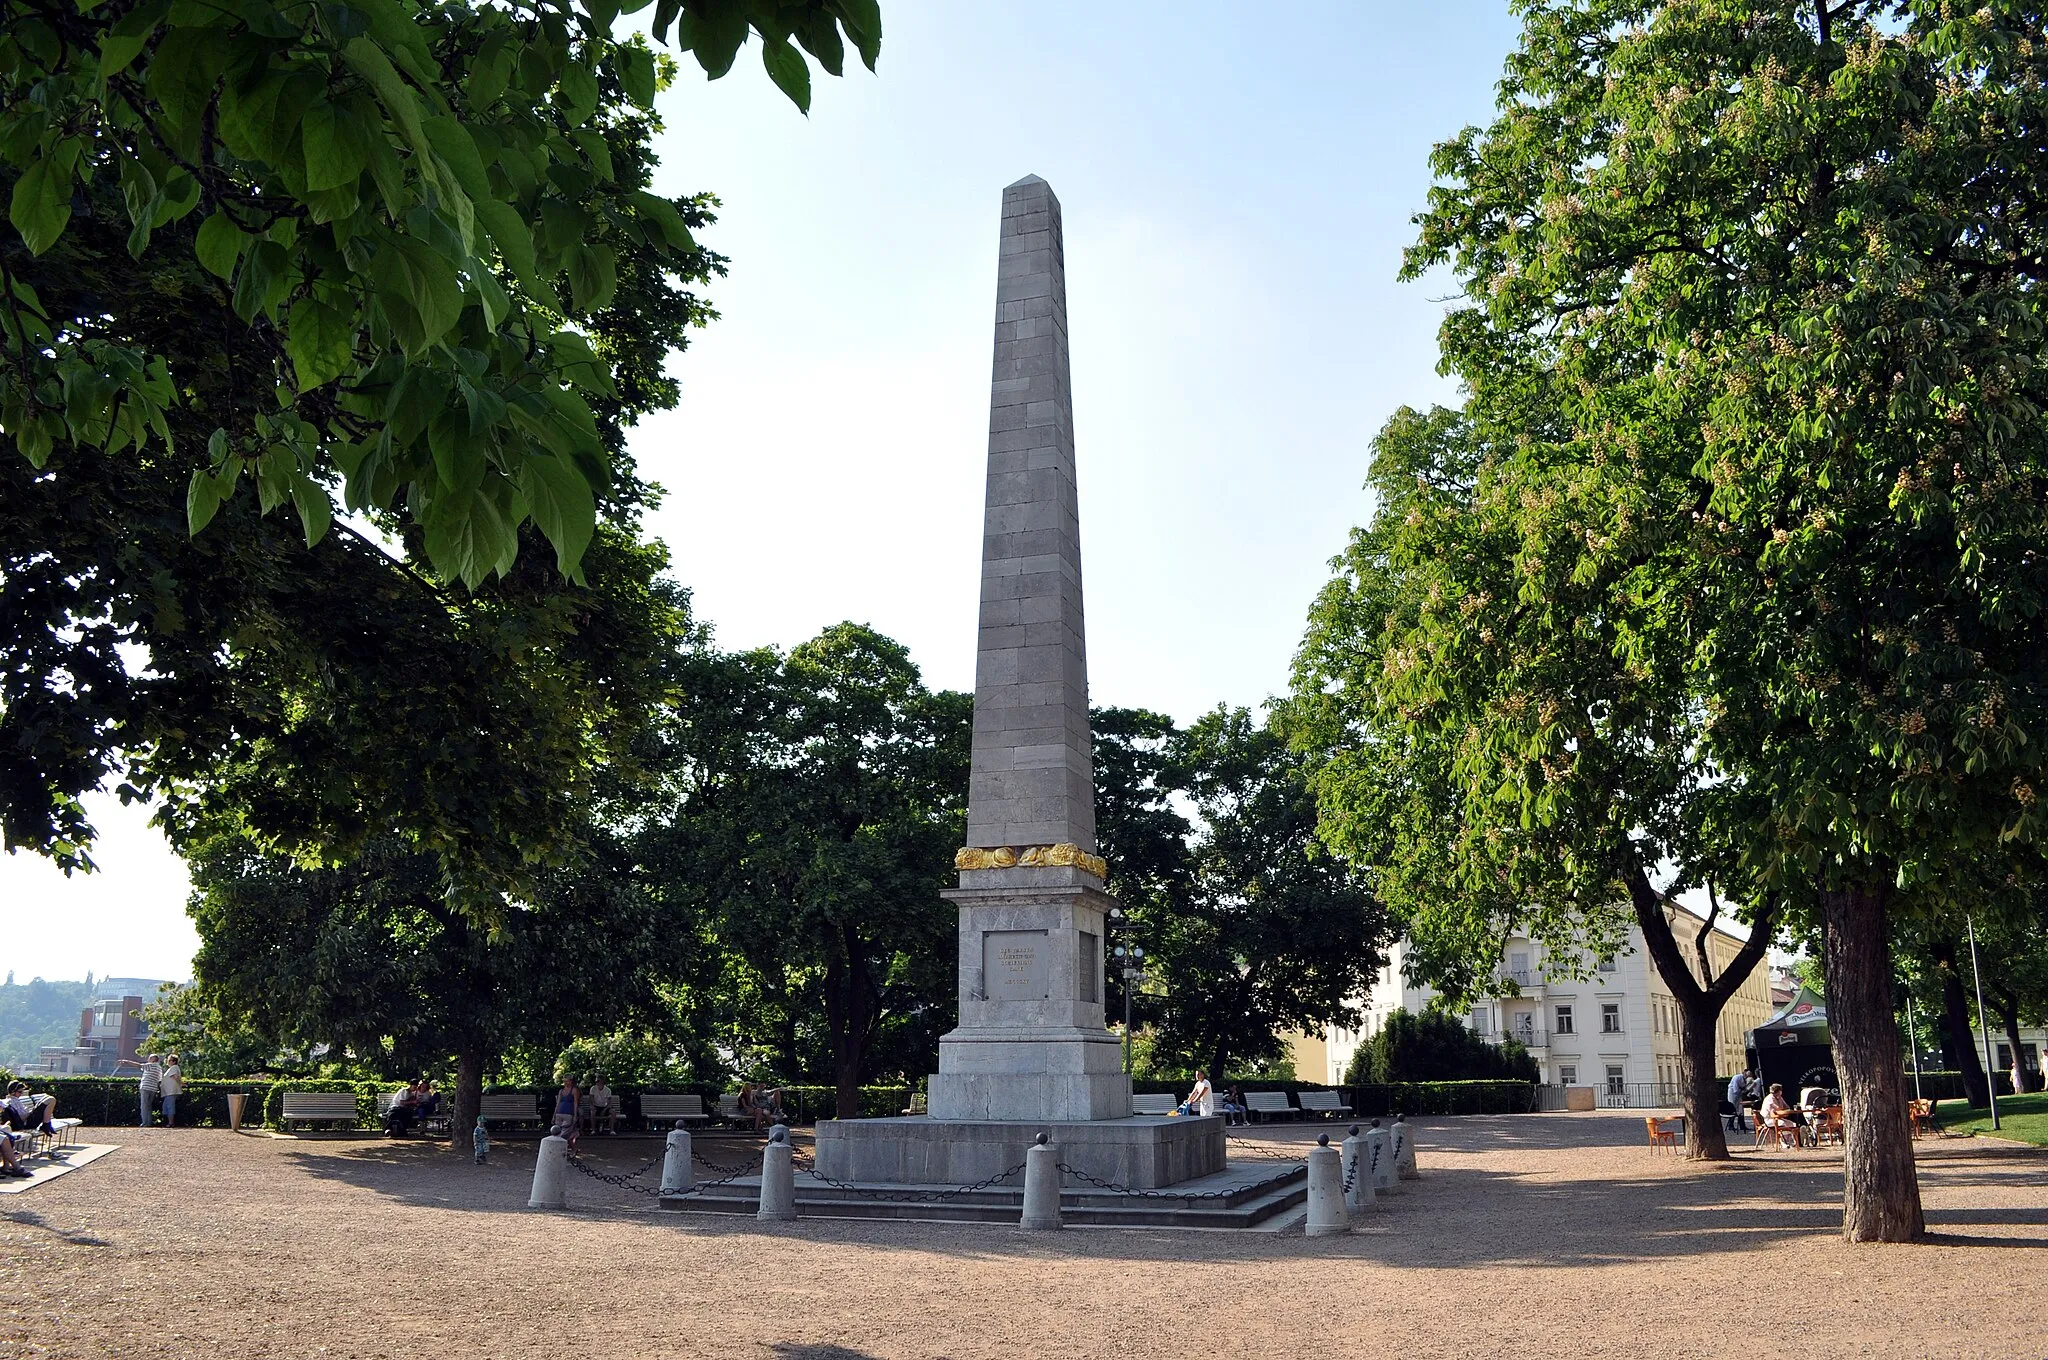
[374,1093,451,1135]
[478,1093,543,1126]
[1297,1090,1354,1119]
[1245,1091,1299,1122]
[639,1094,709,1128]
[715,1093,746,1125]
[281,1092,360,1130]
[1131,1093,1178,1115]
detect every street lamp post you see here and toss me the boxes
[1109,907,1145,1077]
[1966,914,2002,1131]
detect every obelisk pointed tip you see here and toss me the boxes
[1006,173,1049,190]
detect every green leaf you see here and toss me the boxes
[302,102,370,192]
[465,37,513,109]
[369,235,463,354]
[472,198,555,310]
[563,243,617,312]
[631,191,695,251]
[10,151,73,256]
[516,451,596,578]
[556,61,599,126]
[423,117,493,202]
[692,8,749,78]
[428,408,486,497]
[291,474,333,548]
[286,298,357,391]
[760,36,811,113]
[617,45,658,108]
[652,0,683,44]
[833,0,883,71]
[195,212,247,279]
[187,468,224,534]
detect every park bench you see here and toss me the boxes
[1244,1091,1299,1122]
[1131,1094,1177,1115]
[1297,1090,1353,1119]
[640,1094,710,1129]
[716,1093,746,1125]
[2,1118,82,1169]
[902,1091,927,1116]
[281,1092,361,1130]
[478,1093,544,1127]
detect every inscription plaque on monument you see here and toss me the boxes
[983,930,1049,1001]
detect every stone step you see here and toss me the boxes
[658,1164,1307,1229]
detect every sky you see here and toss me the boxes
[1,1,1528,984]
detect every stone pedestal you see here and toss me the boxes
[814,1114,1224,1190]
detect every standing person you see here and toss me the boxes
[159,1054,183,1127]
[1725,1070,1750,1132]
[1177,1070,1212,1117]
[2012,1056,2028,1098]
[551,1075,580,1147]
[472,1117,489,1165]
[115,1052,162,1127]
[1,1082,57,1137]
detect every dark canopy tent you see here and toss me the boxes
[1746,987,1837,1095]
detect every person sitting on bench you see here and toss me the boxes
[415,1080,442,1123]
[1,1082,56,1138]
[384,1083,420,1137]
[0,1131,29,1179]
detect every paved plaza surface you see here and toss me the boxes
[2,1111,2042,1358]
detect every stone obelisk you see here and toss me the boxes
[926,174,1132,1123]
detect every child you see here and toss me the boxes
[472,1117,489,1165]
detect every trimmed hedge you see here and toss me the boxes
[21,1075,1539,1127]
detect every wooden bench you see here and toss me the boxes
[281,1092,360,1130]
[902,1091,928,1116]
[1298,1090,1353,1119]
[1131,1093,1178,1116]
[478,1093,544,1126]
[1245,1091,1299,1122]
[640,1094,710,1129]
[716,1093,746,1125]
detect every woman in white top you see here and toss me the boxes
[1178,1070,1212,1117]
[160,1054,183,1127]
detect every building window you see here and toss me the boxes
[1606,1064,1626,1096]
[1601,1003,1622,1034]
[1559,1064,1578,1086]
[1555,1005,1574,1034]
[1597,956,1617,973]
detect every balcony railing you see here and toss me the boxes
[1482,1028,1550,1048]
[1494,968,1545,989]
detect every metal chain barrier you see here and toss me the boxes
[791,1149,1030,1204]
[564,1147,755,1199]
[1054,1159,1306,1203]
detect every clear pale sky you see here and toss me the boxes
[1,2,1526,983]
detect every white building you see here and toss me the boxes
[1292,906,1774,1106]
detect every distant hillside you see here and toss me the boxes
[0,977,97,1070]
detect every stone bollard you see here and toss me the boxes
[1341,1124,1373,1213]
[528,1134,569,1209]
[757,1124,796,1221]
[1020,1133,1063,1231]
[1393,1115,1419,1180]
[1364,1121,1394,1192]
[1305,1133,1347,1237]
[660,1121,693,1195]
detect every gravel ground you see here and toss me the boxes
[3,1111,2042,1359]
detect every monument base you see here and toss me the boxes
[813,1115,1226,1190]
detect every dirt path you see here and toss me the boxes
[3,1112,2042,1359]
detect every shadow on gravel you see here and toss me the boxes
[768,1346,885,1360]
[4,1209,110,1248]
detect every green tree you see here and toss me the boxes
[1300,1,2048,1242]
[1133,707,1389,1082]
[182,829,675,1139]
[1343,1008,1539,1085]
[645,624,969,1117]
[0,0,878,585]
[137,982,280,1078]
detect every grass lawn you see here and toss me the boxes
[1935,1089,2048,1145]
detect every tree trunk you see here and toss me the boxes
[1673,989,1731,1160]
[1822,883,1924,1243]
[450,1045,484,1152]
[1994,993,2029,1095]
[1931,939,1990,1106]
[1620,864,1774,1161]
[822,928,876,1121]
